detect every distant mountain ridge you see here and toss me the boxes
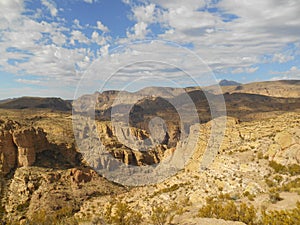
[1,80,300,111]
[219,79,242,86]
[0,97,72,111]
[207,79,300,98]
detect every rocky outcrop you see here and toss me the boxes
[2,166,124,222]
[69,168,95,184]
[0,120,51,175]
[13,127,50,167]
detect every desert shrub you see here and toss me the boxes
[269,189,283,204]
[280,178,300,192]
[265,178,275,187]
[150,199,189,225]
[218,193,232,200]
[150,183,184,198]
[198,199,300,225]
[269,161,300,176]
[198,198,257,225]
[257,151,264,159]
[150,205,169,225]
[262,202,300,225]
[104,201,142,225]
[24,206,76,225]
[0,204,5,220]
[274,174,283,183]
[269,161,287,174]
[243,191,255,201]
[287,164,300,176]
[91,216,106,225]
[16,200,30,212]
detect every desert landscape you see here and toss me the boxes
[0,80,299,225]
[1,0,300,224]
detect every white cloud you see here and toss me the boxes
[122,0,131,5]
[73,19,83,29]
[41,0,58,17]
[126,3,160,40]
[1,0,300,98]
[99,44,110,56]
[232,67,258,74]
[149,0,300,72]
[96,21,109,33]
[83,0,94,3]
[132,4,156,24]
[0,8,95,90]
[272,53,294,64]
[15,79,41,85]
[245,67,259,74]
[152,0,206,11]
[0,0,24,29]
[271,66,300,80]
[127,21,149,39]
[70,30,90,45]
[91,31,108,45]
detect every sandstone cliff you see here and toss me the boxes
[0,120,50,175]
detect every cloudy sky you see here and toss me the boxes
[0,0,300,99]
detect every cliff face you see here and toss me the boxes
[0,120,53,175]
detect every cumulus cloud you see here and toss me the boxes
[0,0,111,97]
[41,0,58,17]
[127,21,149,39]
[0,0,24,29]
[96,21,109,33]
[73,19,83,29]
[83,0,94,3]
[272,53,294,64]
[70,30,91,45]
[143,0,300,72]
[232,67,259,74]
[271,66,300,80]
[132,4,156,23]
[1,0,300,98]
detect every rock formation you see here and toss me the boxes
[0,120,50,175]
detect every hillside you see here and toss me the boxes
[206,80,300,98]
[0,97,72,111]
[0,80,300,224]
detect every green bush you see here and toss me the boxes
[280,178,300,192]
[198,198,257,225]
[269,190,283,204]
[262,202,300,225]
[269,161,300,176]
[198,193,300,225]
[150,205,169,225]
[103,201,142,225]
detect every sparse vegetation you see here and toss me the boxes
[262,202,300,225]
[198,196,300,225]
[6,206,77,225]
[279,178,300,194]
[198,197,257,225]
[102,200,142,225]
[269,188,283,204]
[150,205,170,225]
[269,161,300,176]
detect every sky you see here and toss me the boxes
[0,0,300,99]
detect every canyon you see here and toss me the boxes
[0,80,299,224]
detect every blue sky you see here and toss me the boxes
[0,0,299,99]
